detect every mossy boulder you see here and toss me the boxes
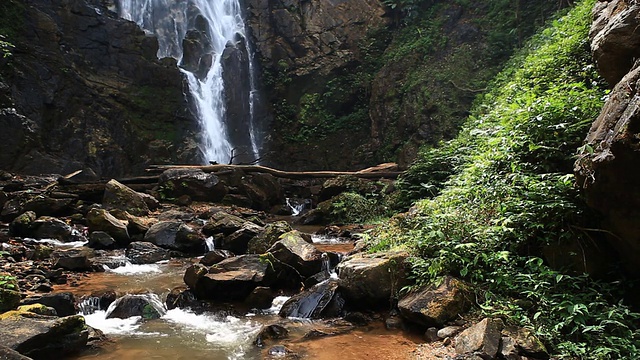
[247,221,293,254]
[103,179,150,216]
[0,273,20,313]
[86,208,130,245]
[0,313,88,359]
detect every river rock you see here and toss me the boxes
[0,345,32,360]
[144,220,206,254]
[245,286,275,310]
[279,279,343,319]
[51,247,96,271]
[191,255,299,301]
[32,216,81,241]
[247,221,293,254]
[21,292,76,316]
[106,294,166,320]
[202,211,249,236]
[158,168,228,202]
[86,208,130,245]
[125,241,171,264]
[268,231,324,278]
[455,318,504,359]
[103,179,150,216]
[0,272,21,312]
[200,249,234,266]
[336,251,409,308]
[0,313,88,359]
[87,231,116,250]
[398,276,472,327]
[319,175,378,201]
[221,221,263,254]
[16,304,57,317]
[502,326,549,359]
[8,211,36,237]
[255,324,289,347]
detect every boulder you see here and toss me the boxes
[21,292,76,317]
[455,318,504,359]
[319,175,378,201]
[87,231,116,250]
[247,221,293,254]
[190,255,299,301]
[126,241,171,264]
[0,345,32,360]
[86,208,130,245]
[221,221,263,254]
[200,249,234,266]
[165,287,210,312]
[279,279,343,319]
[398,276,472,327]
[245,287,275,310]
[0,273,21,312]
[31,216,82,242]
[336,251,409,308]
[202,212,249,236]
[144,220,205,254]
[158,168,228,202]
[254,324,289,347]
[106,294,166,320]
[103,179,150,216]
[0,313,88,359]
[8,211,36,238]
[51,247,96,271]
[502,326,549,359]
[268,231,323,278]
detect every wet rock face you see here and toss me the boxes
[0,0,199,177]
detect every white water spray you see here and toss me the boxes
[118,0,261,164]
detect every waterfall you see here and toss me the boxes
[117,0,261,164]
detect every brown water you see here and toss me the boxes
[58,238,419,360]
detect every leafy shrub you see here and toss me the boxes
[376,0,640,358]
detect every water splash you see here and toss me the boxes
[117,0,261,164]
[205,236,215,251]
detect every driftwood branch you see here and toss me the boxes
[146,163,403,179]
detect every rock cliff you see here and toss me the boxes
[0,0,200,178]
[575,0,640,276]
[249,0,562,170]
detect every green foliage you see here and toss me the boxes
[376,0,640,358]
[319,192,384,224]
[0,274,17,290]
[0,35,13,59]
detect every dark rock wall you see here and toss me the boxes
[575,0,640,276]
[0,0,200,178]
[248,0,562,171]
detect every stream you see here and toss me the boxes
[51,231,420,360]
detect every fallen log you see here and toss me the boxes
[146,163,403,179]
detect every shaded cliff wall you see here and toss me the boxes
[0,0,200,178]
[575,0,640,276]
[248,0,564,170]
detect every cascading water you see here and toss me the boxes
[117,0,262,164]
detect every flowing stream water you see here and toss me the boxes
[117,0,261,164]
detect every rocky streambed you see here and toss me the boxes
[0,169,549,360]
